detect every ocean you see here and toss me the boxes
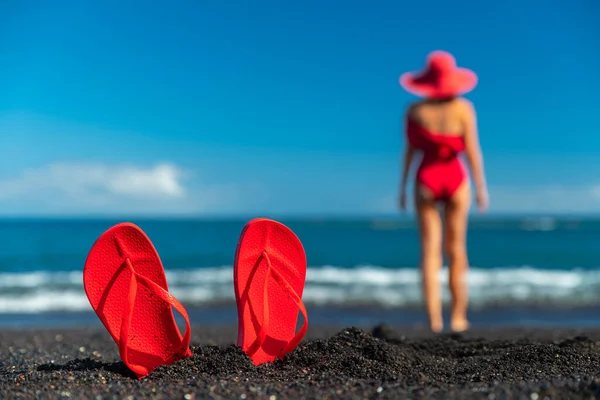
[1,217,599,329]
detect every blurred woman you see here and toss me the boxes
[398,50,488,332]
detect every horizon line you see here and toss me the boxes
[0,212,599,221]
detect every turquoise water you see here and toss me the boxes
[0,217,599,327]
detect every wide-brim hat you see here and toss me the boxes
[399,50,478,98]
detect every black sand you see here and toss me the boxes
[1,325,600,399]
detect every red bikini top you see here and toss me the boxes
[406,118,465,160]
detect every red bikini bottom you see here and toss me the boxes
[416,157,467,202]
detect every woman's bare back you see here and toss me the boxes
[407,97,470,136]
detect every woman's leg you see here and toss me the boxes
[444,182,471,332]
[415,186,444,332]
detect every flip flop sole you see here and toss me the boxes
[83,222,191,378]
[234,218,308,365]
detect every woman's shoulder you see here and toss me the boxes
[453,97,475,113]
[435,97,476,121]
[405,100,425,116]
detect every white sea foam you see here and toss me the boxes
[0,265,599,313]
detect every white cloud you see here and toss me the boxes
[590,185,600,200]
[489,184,600,213]
[6,161,599,216]
[102,164,185,198]
[0,162,186,200]
[0,162,248,215]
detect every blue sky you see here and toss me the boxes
[0,0,599,216]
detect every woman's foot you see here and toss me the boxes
[430,319,444,333]
[450,319,470,332]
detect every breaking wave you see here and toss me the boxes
[0,265,599,313]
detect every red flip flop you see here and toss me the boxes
[83,222,192,379]
[234,218,309,365]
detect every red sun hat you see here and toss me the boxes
[399,50,478,99]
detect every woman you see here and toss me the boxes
[398,50,488,332]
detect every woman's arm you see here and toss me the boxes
[462,100,488,209]
[399,113,415,210]
[400,143,415,193]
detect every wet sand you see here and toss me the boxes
[1,324,599,399]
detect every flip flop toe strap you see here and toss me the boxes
[118,258,191,377]
[247,251,308,358]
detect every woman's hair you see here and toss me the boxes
[426,96,458,104]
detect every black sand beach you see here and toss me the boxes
[1,324,600,399]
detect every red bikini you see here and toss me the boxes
[406,118,467,202]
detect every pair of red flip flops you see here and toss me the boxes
[83,218,308,379]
